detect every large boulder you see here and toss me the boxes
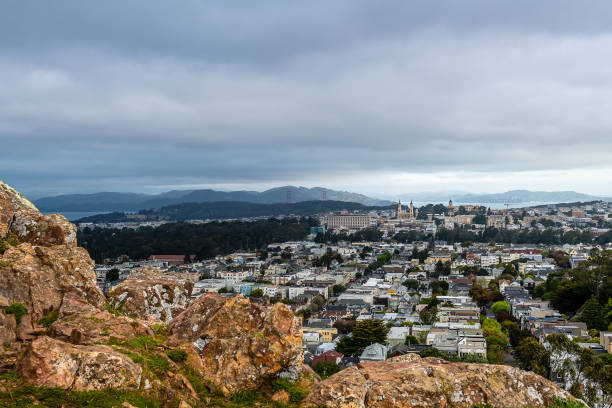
[0,181,105,340]
[0,180,77,247]
[302,354,576,408]
[0,243,105,334]
[17,336,142,390]
[49,292,153,345]
[107,267,195,324]
[167,293,303,393]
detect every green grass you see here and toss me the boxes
[272,378,308,403]
[104,301,124,317]
[0,236,19,254]
[0,383,162,408]
[152,324,168,336]
[148,354,171,377]
[472,398,588,408]
[0,261,12,267]
[5,302,27,324]
[166,349,187,363]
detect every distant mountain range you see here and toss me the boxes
[76,200,387,223]
[396,190,611,204]
[35,187,611,214]
[35,186,393,212]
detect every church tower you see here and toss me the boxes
[409,200,414,218]
[398,200,403,218]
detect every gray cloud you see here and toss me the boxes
[1,1,612,198]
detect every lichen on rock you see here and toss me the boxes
[17,336,142,390]
[302,354,577,408]
[107,267,195,324]
[167,293,303,394]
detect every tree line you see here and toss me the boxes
[317,226,601,245]
[78,217,317,263]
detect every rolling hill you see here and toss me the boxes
[35,186,392,212]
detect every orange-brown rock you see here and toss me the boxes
[296,364,321,393]
[49,292,153,345]
[17,336,142,390]
[0,243,105,333]
[167,293,302,393]
[302,354,575,408]
[0,181,105,341]
[0,181,77,247]
[107,267,195,324]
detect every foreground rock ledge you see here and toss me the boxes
[17,336,142,391]
[302,354,575,408]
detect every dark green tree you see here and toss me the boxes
[402,279,419,290]
[335,319,388,357]
[419,307,437,325]
[312,361,341,379]
[105,268,120,282]
[578,296,605,330]
[515,337,549,377]
[405,335,420,345]
[250,288,264,298]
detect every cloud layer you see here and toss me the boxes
[1,1,611,198]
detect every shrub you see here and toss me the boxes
[419,347,441,358]
[38,308,59,327]
[5,302,26,325]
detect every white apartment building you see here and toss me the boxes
[326,215,372,230]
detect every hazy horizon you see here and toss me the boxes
[22,184,611,202]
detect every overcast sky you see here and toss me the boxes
[1,1,612,199]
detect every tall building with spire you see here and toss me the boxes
[397,200,417,220]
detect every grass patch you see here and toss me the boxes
[272,378,308,403]
[152,324,167,336]
[0,383,162,408]
[105,301,124,316]
[5,302,27,324]
[166,349,187,363]
[148,354,171,377]
[0,236,19,254]
[0,261,12,267]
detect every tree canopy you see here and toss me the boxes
[335,319,388,357]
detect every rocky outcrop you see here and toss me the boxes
[17,336,142,390]
[49,292,153,345]
[302,354,576,408]
[0,180,105,339]
[167,293,303,393]
[0,181,77,247]
[107,267,195,324]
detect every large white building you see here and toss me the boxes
[326,214,372,230]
